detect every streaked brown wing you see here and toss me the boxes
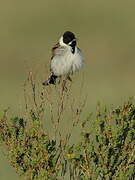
[51,42,60,59]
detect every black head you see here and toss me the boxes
[63,31,76,53]
[63,31,76,44]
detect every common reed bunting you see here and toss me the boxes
[42,31,83,86]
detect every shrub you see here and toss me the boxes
[0,101,135,180]
[66,102,135,180]
[0,74,134,179]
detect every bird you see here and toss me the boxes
[42,31,83,86]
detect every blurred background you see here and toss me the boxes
[0,0,135,179]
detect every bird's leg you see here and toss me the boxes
[61,78,67,92]
[61,75,72,92]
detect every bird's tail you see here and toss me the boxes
[42,74,57,86]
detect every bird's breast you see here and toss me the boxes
[51,48,83,76]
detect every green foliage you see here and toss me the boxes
[0,115,60,180]
[0,101,135,179]
[66,102,135,180]
[0,74,135,180]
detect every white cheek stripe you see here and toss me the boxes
[68,39,76,45]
